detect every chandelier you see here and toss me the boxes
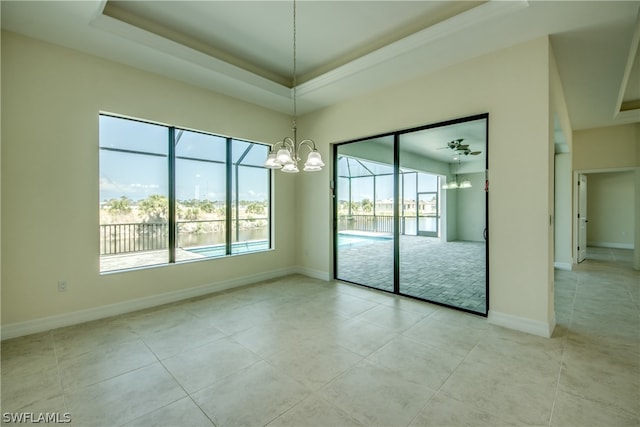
[442,160,472,190]
[263,0,324,173]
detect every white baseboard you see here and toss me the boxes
[294,266,331,281]
[488,310,556,338]
[1,267,299,341]
[587,241,634,250]
[554,262,572,271]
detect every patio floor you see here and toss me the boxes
[100,249,205,272]
[100,241,270,272]
[337,235,487,313]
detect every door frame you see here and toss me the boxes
[332,113,490,316]
[573,167,638,265]
[577,174,588,263]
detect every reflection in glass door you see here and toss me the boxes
[417,192,438,237]
[398,116,487,314]
[334,114,488,316]
[334,136,395,292]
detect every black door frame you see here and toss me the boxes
[333,113,489,316]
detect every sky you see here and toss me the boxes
[337,157,439,202]
[99,115,269,203]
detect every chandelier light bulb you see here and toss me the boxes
[304,150,325,168]
[264,151,283,169]
[276,148,293,165]
[281,163,299,173]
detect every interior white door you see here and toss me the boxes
[577,174,588,263]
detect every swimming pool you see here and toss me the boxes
[187,240,269,257]
[337,233,393,248]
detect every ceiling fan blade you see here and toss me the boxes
[470,151,482,155]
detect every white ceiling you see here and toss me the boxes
[353,116,487,169]
[2,0,639,131]
[400,117,487,165]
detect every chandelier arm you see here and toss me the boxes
[297,139,317,152]
[282,137,295,152]
[271,140,284,151]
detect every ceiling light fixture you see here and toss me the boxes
[459,179,472,188]
[442,160,472,190]
[264,0,324,173]
[442,180,459,190]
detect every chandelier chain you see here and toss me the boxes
[292,0,297,121]
[262,0,324,172]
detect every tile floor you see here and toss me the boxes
[1,248,638,426]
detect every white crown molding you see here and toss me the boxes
[296,0,529,97]
[613,108,640,124]
[88,0,528,115]
[89,12,292,108]
[614,8,640,118]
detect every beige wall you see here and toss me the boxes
[1,32,297,327]
[573,124,639,171]
[2,31,563,335]
[636,169,640,270]
[298,37,555,328]
[586,172,635,248]
[548,42,571,317]
[554,153,573,267]
[549,44,573,153]
[455,172,485,243]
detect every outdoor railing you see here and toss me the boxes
[100,222,168,255]
[102,214,437,256]
[338,214,438,236]
[100,218,267,256]
[338,215,394,233]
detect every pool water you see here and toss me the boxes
[338,233,393,248]
[187,240,270,257]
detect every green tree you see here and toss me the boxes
[183,207,201,221]
[199,200,215,213]
[361,198,373,213]
[245,201,266,216]
[138,194,168,223]
[107,196,132,217]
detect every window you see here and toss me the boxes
[99,114,271,272]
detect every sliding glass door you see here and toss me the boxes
[398,117,488,313]
[335,136,394,292]
[334,114,489,315]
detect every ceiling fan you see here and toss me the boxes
[440,139,481,156]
